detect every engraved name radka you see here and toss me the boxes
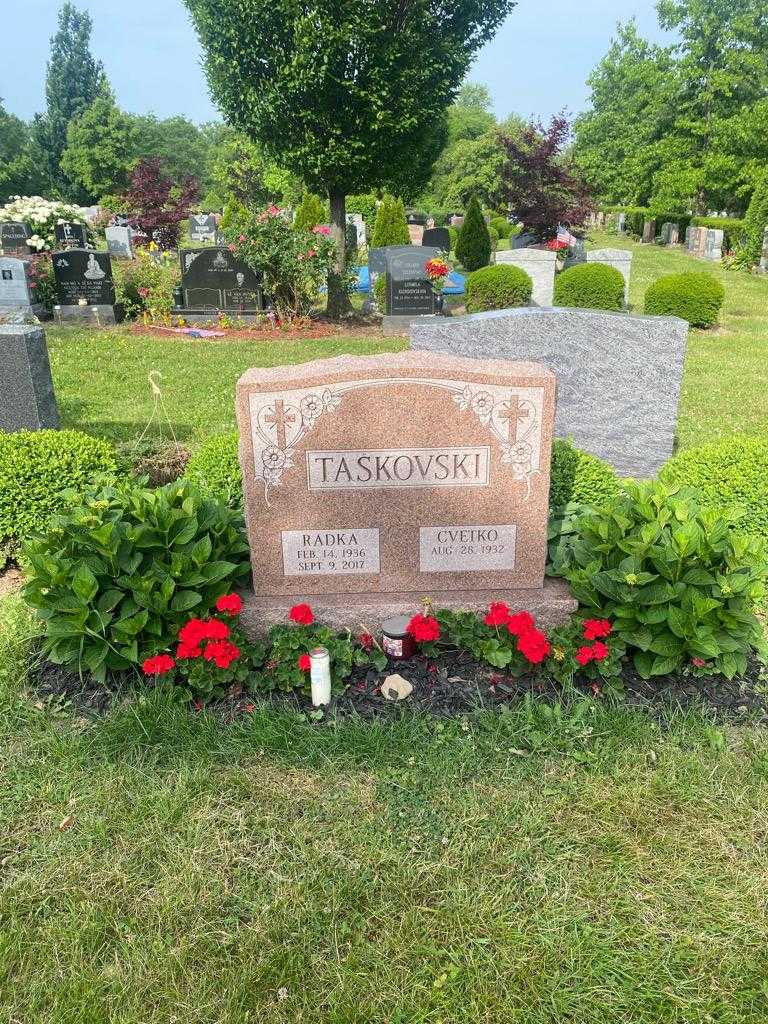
[306,447,490,491]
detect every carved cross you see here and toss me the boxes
[499,395,528,444]
[264,400,295,450]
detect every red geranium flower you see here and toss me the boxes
[203,640,241,670]
[298,653,312,671]
[583,618,612,641]
[484,601,511,627]
[179,618,208,644]
[591,640,609,661]
[517,627,551,664]
[289,603,314,625]
[407,613,441,643]
[142,654,175,675]
[507,611,535,637]
[691,656,706,668]
[575,645,594,666]
[176,641,202,659]
[358,633,374,650]
[312,225,330,235]
[204,618,230,640]
[216,593,243,616]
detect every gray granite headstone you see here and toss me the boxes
[495,248,557,306]
[760,226,768,271]
[0,324,59,431]
[660,222,674,245]
[410,307,689,478]
[617,212,626,233]
[106,225,134,258]
[704,228,723,261]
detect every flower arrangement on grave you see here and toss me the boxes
[424,256,451,295]
[252,603,388,695]
[142,593,266,701]
[0,196,89,251]
[224,204,338,320]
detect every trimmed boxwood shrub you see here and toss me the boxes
[0,429,117,543]
[464,264,532,312]
[490,216,510,238]
[660,435,768,540]
[455,196,491,271]
[549,438,620,511]
[554,263,625,311]
[644,271,725,327]
[185,432,242,507]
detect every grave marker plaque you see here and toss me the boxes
[176,247,263,312]
[386,247,438,316]
[54,222,87,248]
[189,213,218,243]
[53,250,116,306]
[1,222,30,256]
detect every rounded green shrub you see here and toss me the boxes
[644,271,725,327]
[185,432,242,508]
[23,478,250,679]
[464,264,532,313]
[455,196,491,271]
[549,439,620,511]
[553,263,625,311]
[490,216,510,238]
[0,429,117,543]
[660,435,768,539]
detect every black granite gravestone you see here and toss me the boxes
[189,213,218,243]
[512,230,539,249]
[1,222,30,255]
[54,222,87,248]
[386,247,439,316]
[53,250,116,306]
[176,247,264,312]
[0,324,59,431]
[422,227,451,251]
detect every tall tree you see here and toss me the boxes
[32,3,105,198]
[0,99,50,202]
[501,115,593,239]
[183,0,515,317]
[60,83,138,200]
[132,115,213,190]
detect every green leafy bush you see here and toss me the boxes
[23,479,251,679]
[185,432,242,507]
[554,263,625,311]
[455,195,491,271]
[490,216,510,238]
[370,193,409,248]
[346,193,378,227]
[293,191,327,231]
[549,439,620,511]
[552,480,767,679]
[644,271,725,327]
[0,430,117,543]
[660,435,768,540]
[464,264,532,312]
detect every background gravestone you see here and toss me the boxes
[410,306,689,478]
[422,227,451,251]
[346,213,366,249]
[511,230,537,249]
[642,219,656,242]
[175,247,264,313]
[0,324,59,431]
[0,257,44,319]
[189,213,217,243]
[496,248,557,306]
[106,225,134,258]
[1,222,30,256]
[52,249,119,323]
[54,222,87,249]
[704,229,724,261]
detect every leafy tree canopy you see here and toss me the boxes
[60,83,138,201]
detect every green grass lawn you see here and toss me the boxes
[47,235,768,453]
[9,239,768,1021]
[3,596,768,1023]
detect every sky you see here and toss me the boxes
[2,0,671,125]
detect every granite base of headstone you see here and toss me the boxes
[410,307,689,479]
[173,247,264,321]
[495,248,557,306]
[0,257,47,320]
[52,249,121,324]
[0,324,59,431]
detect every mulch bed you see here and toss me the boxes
[126,316,391,343]
[27,648,768,726]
